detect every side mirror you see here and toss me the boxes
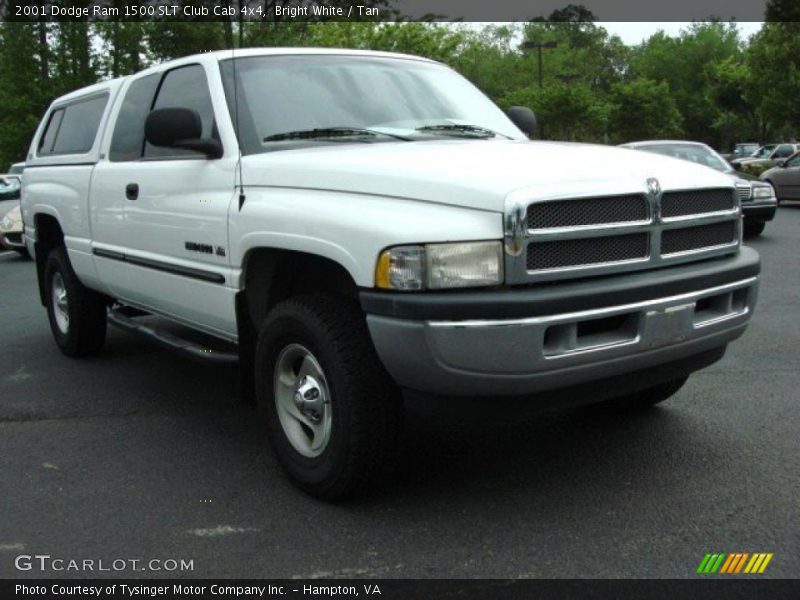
[507,106,537,137]
[145,108,222,159]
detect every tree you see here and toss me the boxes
[50,22,97,94]
[502,82,607,141]
[629,22,742,145]
[606,79,683,144]
[705,56,762,146]
[0,23,49,167]
[745,22,800,140]
[95,21,147,78]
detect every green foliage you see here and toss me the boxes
[1,10,799,169]
[606,79,683,143]
[0,23,50,166]
[628,22,743,144]
[745,22,800,139]
[502,83,608,141]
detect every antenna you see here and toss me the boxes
[232,21,245,211]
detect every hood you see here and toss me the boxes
[730,170,758,182]
[242,140,735,212]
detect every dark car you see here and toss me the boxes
[620,140,777,237]
[761,151,800,204]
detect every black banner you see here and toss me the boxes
[0,0,792,23]
[3,579,800,600]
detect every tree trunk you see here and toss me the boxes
[224,18,233,49]
[37,19,49,82]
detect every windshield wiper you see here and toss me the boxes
[263,127,411,142]
[415,124,509,139]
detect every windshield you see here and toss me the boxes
[220,55,524,154]
[638,143,732,173]
[753,145,776,158]
[734,144,758,157]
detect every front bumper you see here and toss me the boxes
[362,247,760,396]
[0,231,24,248]
[742,199,777,221]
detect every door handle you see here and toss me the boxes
[125,183,139,200]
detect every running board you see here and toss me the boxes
[108,309,238,365]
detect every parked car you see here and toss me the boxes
[0,174,21,200]
[0,203,28,256]
[22,49,760,499]
[761,151,800,204]
[732,143,799,175]
[729,144,777,170]
[720,142,760,162]
[619,140,777,236]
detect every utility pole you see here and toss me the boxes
[522,40,558,139]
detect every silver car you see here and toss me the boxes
[761,151,800,204]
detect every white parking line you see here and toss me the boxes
[0,250,15,257]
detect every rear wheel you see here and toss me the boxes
[44,247,107,357]
[593,376,689,412]
[743,220,766,237]
[255,294,402,499]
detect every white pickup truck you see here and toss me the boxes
[21,48,760,498]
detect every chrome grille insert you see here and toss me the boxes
[736,184,752,202]
[526,194,648,229]
[527,234,649,270]
[661,221,737,256]
[505,185,741,285]
[661,188,736,218]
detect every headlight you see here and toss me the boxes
[752,185,775,199]
[0,215,12,230]
[376,241,503,290]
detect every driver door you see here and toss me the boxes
[90,63,239,338]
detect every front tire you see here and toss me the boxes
[44,247,107,357]
[255,294,402,499]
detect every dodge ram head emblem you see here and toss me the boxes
[646,177,661,198]
[646,177,662,222]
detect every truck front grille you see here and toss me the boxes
[736,184,752,202]
[526,194,648,229]
[526,234,649,270]
[506,186,740,284]
[661,188,736,218]
[661,221,737,255]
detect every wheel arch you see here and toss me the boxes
[33,213,65,306]
[233,247,365,404]
[238,247,362,331]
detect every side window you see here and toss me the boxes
[145,65,217,159]
[787,154,800,168]
[109,74,160,162]
[775,145,793,158]
[37,108,65,156]
[44,95,108,155]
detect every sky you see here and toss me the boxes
[600,22,763,45]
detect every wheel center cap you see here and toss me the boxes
[294,375,324,423]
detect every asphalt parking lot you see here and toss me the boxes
[0,206,798,580]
